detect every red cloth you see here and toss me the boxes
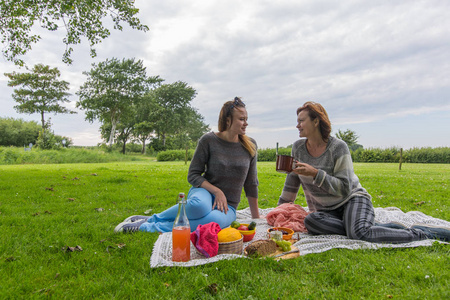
[190,222,221,258]
[266,203,309,232]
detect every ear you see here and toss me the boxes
[226,117,231,128]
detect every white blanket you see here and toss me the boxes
[150,207,450,268]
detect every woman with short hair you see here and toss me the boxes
[279,101,449,243]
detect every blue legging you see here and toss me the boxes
[139,187,237,233]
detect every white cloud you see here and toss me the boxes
[1,0,449,149]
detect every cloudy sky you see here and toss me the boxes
[1,0,449,149]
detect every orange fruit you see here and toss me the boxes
[217,228,242,243]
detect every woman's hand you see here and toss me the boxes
[292,161,318,178]
[212,190,229,214]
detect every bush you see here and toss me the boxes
[0,117,40,147]
[157,149,194,161]
[0,148,20,164]
[257,147,292,162]
[124,143,142,153]
[406,147,450,163]
[352,147,449,163]
[258,146,449,164]
[0,147,143,165]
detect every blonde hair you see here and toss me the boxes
[218,97,257,157]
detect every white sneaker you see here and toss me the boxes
[114,219,146,233]
[123,215,149,223]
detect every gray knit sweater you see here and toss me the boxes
[278,136,371,212]
[188,132,259,209]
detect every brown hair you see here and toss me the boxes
[297,101,331,141]
[218,97,257,157]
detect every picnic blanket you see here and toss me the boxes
[150,207,450,268]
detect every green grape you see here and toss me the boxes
[274,240,291,251]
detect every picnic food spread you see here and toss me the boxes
[188,221,299,259]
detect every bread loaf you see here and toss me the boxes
[245,239,277,257]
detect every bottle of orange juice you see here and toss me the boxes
[172,192,190,262]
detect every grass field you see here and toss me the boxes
[1,161,449,299]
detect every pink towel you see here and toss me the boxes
[266,203,309,232]
[190,222,221,258]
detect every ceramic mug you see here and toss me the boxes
[276,155,295,173]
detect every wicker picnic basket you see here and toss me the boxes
[217,235,243,255]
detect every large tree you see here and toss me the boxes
[149,81,199,147]
[76,57,161,147]
[4,63,74,131]
[0,0,148,66]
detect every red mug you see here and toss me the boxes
[276,155,295,173]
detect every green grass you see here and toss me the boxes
[0,146,148,164]
[0,161,449,299]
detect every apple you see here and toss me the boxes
[238,225,248,231]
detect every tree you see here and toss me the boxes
[0,1,148,66]
[76,57,162,147]
[149,81,199,147]
[134,121,154,154]
[335,129,362,150]
[116,120,136,155]
[132,94,159,154]
[172,107,210,149]
[100,107,138,154]
[4,64,75,144]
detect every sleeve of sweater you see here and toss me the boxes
[313,140,355,199]
[187,136,208,188]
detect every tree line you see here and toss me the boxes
[3,59,210,152]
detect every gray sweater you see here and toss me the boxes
[278,136,371,212]
[188,132,259,209]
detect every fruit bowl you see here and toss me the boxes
[237,223,256,242]
[267,227,294,240]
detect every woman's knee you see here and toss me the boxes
[304,212,327,224]
[192,207,236,230]
[343,197,375,240]
[185,187,213,219]
[303,213,315,227]
[304,213,323,234]
[187,187,212,203]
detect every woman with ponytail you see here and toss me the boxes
[115,97,261,233]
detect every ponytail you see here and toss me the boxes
[239,135,257,157]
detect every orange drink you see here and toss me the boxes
[172,226,191,262]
